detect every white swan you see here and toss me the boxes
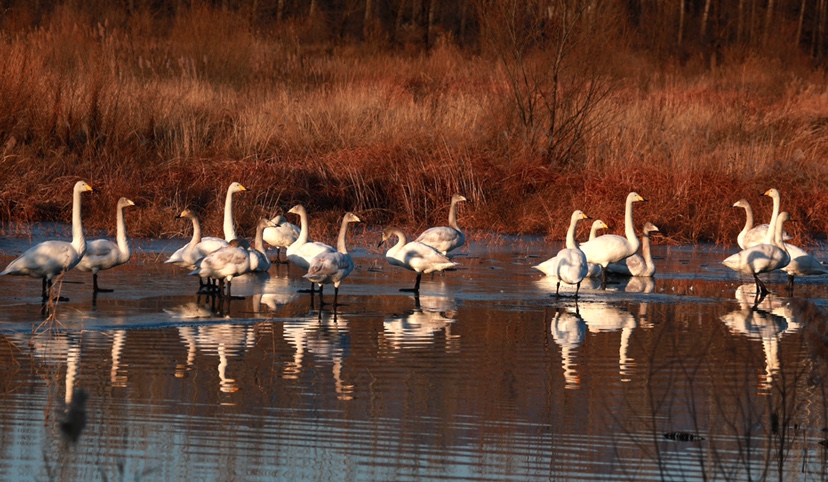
[221,182,248,242]
[579,192,647,287]
[303,212,361,306]
[586,219,609,278]
[0,180,93,300]
[415,194,467,256]
[606,222,660,277]
[723,208,790,305]
[166,209,228,270]
[189,238,251,298]
[735,193,790,249]
[533,210,590,297]
[380,226,458,292]
[780,241,828,293]
[263,214,299,263]
[248,218,277,273]
[589,219,609,241]
[285,204,335,270]
[76,197,135,292]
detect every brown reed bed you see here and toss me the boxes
[0,4,827,248]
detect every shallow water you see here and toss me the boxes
[2,236,828,481]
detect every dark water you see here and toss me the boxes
[2,235,828,481]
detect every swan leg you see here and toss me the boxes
[574,281,581,299]
[600,267,607,290]
[401,273,422,293]
[787,274,795,296]
[41,278,48,301]
[555,280,561,298]
[93,273,114,293]
[334,286,339,307]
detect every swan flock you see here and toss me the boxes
[1,182,824,307]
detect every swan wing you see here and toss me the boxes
[555,248,588,285]
[533,255,560,278]
[263,222,300,248]
[579,234,635,266]
[415,227,464,255]
[783,243,828,276]
[401,242,458,273]
[1,241,80,278]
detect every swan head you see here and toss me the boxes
[643,222,660,235]
[379,227,402,247]
[258,217,278,229]
[571,210,591,222]
[228,182,248,194]
[269,215,288,225]
[452,194,468,204]
[763,188,780,199]
[287,204,306,216]
[118,198,135,209]
[228,238,252,249]
[733,199,749,209]
[74,180,93,193]
[343,212,361,224]
[593,220,609,230]
[176,208,197,220]
[627,192,646,203]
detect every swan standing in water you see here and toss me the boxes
[586,219,609,278]
[734,196,790,250]
[579,192,647,288]
[248,218,278,273]
[263,215,299,264]
[533,210,591,298]
[416,194,467,256]
[723,208,790,306]
[780,242,828,294]
[304,212,361,307]
[606,222,660,277]
[76,197,135,292]
[189,239,251,298]
[166,209,228,270]
[380,227,458,293]
[285,205,335,270]
[1,180,93,301]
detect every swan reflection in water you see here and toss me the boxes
[722,284,795,393]
[577,302,638,382]
[282,311,354,400]
[382,293,460,353]
[174,323,256,395]
[549,306,586,389]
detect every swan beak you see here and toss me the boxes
[377,239,385,248]
[582,213,591,220]
[240,185,249,192]
[638,195,647,202]
[85,185,94,192]
[126,199,136,207]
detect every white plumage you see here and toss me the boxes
[579,192,647,287]
[189,239,251,297]
[303,212,361,306]
[263,214,299,263]
[606,222,660,277]
[381,226,458,292]
[0,180,93,300]
[285,204,335,270]
[166,209,227,270]
[415,194,467,256]
[248,218,277,273]
[76,197,135,292]
[533,210,590,297]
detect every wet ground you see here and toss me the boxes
[2,232,828,481]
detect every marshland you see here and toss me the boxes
[3,1,828,480]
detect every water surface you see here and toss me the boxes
[2,237,828,481]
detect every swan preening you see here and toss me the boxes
[189,238,252,298]
[416,194,467,256]
[380,226,458,293]
[248,218,278,273]
[606,222,660,277]
[579,192,647,287]
[303,212,361,306]
[533,210,591,298]
[0,180,93,300]
[76,197,135,292]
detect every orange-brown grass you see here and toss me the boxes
[1,5,827,248]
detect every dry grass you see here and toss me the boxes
[0,5,827,247]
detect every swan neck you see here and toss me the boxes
[624,197,637,244]
[223,187,236,242]
[116,204,130,259]
[296,209,310,244]
[565,217,579,250]
[71,187,85,255]
[765,196,780,244]
[337,218,351,254]
[742,204,754,231]
[254,223,266,253]
[642,234,653,266]
[190,216,202,245]
[448,199,461,230]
